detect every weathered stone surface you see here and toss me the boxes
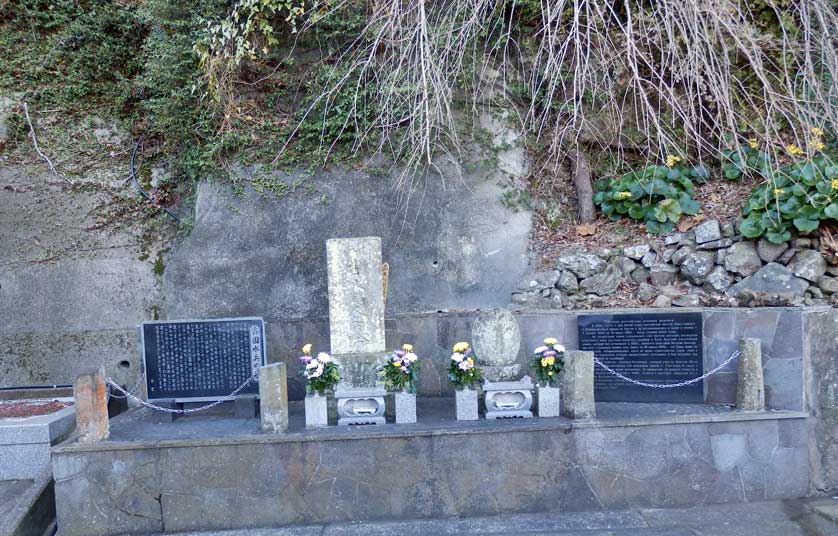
[640,250,658,268]
[693,220,722,244]
[630,267,650,283]
[73,368,109,444]
[556,253,606,278]
[471,308,521,368]
[304,393,328,427]
[680,251,715,284]
[579,265,622,296]
[697,238,734,250]
[623,244,651,260]
[728,263,809,299]
[664,233,684,246]
[787,250,827,282]
[724,241,762,276]
[394,392,417,424]
[671,247,691,266]
[651,295,672,307]
[757,239,789,263]
[557,270,579,292]
[672,295,700,307]
[259,363,289,433]
[818,275,838,294]
[517,271,560,291]
[721,222,736,237]
[636,283,658,302]
[736,339,765,411]
[705,266,732,292]
[561,350,595,419]
[455,388,478,420]
[805,310,838,492]
[536,385,561,417]
[649,264,678,286]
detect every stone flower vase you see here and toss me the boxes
[536,383,561,418]
[455,386,479,421]
[395,390,417,424]
[305,391,329,428]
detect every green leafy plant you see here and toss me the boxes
[739,148,838,243]
[378,344,420,393]
[720,141,770,180]
[447,342,482,389]
[593,158,706,234]
[530,337,564,386]
[298,344,340,394]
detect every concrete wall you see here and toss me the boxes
[51,415,808,535]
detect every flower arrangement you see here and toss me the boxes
[298,343,340,394]
[447,341,482,388]
[379,343,420,393]
[531,337,565,385]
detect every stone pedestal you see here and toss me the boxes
[736,338,765,411]
[234,395,258,419]
[259,363,289,433]
[455,388,479,421]
[335,386,386,425]
[561,351,596,419]
[73,367,109,444]
[304,393,329,428]
[536,384,561,417]
[484,376,534,419]
[395,391,417,424]
[471,308,522,381]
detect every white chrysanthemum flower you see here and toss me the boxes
[451,352,465,362]
[533,346,548,354]
[317,352,331,363]
[404,352,417,363]
[553,344,566,353]
[458,360,471,371]
[400,366,408,373]
[305,361,318,370]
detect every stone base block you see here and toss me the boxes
[455,388,478,421]
[536,385,561,418]
[234,395,258,419]
[483,376,534,420]
[336,387,386,426]
[395,392,417,424]
[304,394,329,428]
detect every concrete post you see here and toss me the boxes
[736,338,765,411]
[73,367,109,443]
[561,351,596,419]
[259,363,289,433]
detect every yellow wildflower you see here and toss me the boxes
[615,191,632,200]
[774,189,785,195]
[812,127,824,137]
[302,343,312,355]
[748,138,759,149]
[785,144,804,156]
[544,337,558,346]
[665,155,682,168]
[811,139,825,151]
[831,179,838,190]
[402,343,414,352]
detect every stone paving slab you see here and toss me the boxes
[161,499,838,536]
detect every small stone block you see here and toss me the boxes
[259,363,289,433]
[455,388,479,421]
[537,385,561,417]
[305,393,329,428]
[736,338,765,411]
[233,395,258,418]
[153,399,177,423]
[561,351,596,419]
[73,367,109,444]
[394,392,417,424]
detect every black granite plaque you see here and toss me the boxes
[140,318,266,401]
[578,312,703,403]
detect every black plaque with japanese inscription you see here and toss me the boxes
[577,312,703,403]
[140,318,266,401]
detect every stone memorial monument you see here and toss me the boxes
[472,308,533,419]
[327,237,387,425]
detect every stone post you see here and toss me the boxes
[736,338,765,411]
[73,367,109,443]
[259,363,289,433]
[561,351,596,419]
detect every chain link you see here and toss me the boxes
[105,371,259,414]
[593,350,740,389]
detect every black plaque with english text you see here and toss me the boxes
[577,312,703,403]
[140,318,265,401]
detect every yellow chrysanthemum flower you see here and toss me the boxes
[402,343,414,352]
[393,361,401,367]
[544,337,558,345]
[548,371,554,376]
[302,343,312,355]
[774,188,785,195]
[812,127,824,137]
[665,155,682,168]
[546,356,555,366]
[785,144,804,156]
[467,357,474,366]
[540,358,548,367]
[452,342,470,353]
[748,138,759,149]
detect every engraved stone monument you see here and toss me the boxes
[327,237,387,425]
[472,308,533,419]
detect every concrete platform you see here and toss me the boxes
[0,471,55,536]
[52,399,809,536]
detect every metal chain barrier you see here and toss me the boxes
[593,350,740,389]
[105,370,259,414]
